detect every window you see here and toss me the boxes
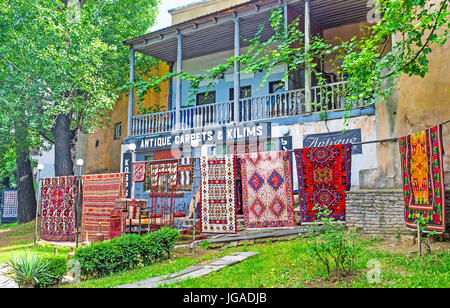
[269,80,284,94]
[229,86,252,101]
[114,123,122,140]
[196,91,216,105]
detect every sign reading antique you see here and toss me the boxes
[303,129,362,154]
[132,123,271,151]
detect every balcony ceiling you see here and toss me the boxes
[124,0,371,63]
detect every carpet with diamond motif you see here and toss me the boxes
[240,151,295,228]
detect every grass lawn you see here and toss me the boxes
[0,221,71,263]
[1,222,449,288]
[163,237,450,288]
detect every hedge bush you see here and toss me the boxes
[35,255,67,288]
[73,227,180,279]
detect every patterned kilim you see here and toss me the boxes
[109,208,126,239]
[178,157,194,191]
[148,160,178,192]
[81,173,126,242]
[132,162,147,183]
[295,144,352,222]
[240,152,295,228]
[200,155,237,234]
[400,125,446,233]
[1,189,18,223]
[40,177,77,242]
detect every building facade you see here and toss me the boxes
[84,0,449,234]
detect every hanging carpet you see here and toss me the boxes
[240,151,295,228]
[132,162,147,183]
[81,173,126,242]
[1,189,18,223]
[295,144,352,223]
[200,155,237,234]
[40,176,77,242]
[399,125,446,233]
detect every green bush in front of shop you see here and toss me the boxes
[73,227,180,279]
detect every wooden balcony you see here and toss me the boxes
[130,81,371,137]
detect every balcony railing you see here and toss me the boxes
[130,81,371,136]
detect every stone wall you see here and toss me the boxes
[346,189,450,235]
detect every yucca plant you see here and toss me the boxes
[3,253,53,288]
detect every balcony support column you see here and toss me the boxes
[233,17,241,123]
[175,34,183,130]
[304,0,312,113]
[127,48,135,137]
[283,2,289,91]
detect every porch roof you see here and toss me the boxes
[123,0,371,63]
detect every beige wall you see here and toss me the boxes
[363,34,450,189]
[84,63,170,174]
[170,0,252,25]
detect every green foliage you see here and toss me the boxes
[35,255,67,288]
[4,253,53,288]
[73,228,180,279]
[307,205,362,277]
[0,0,161,169]
[201,240,211,250]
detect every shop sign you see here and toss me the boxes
[303,129,362,154]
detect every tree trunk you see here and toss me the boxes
[53,114,74,176]
[15,150,37,224]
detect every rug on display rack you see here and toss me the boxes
[240,151,295,228]
[200,155,238,234]
[132,162,147,183]
[177,157,194,191]
[109,208,127,239]
[40,177,77,242]
[1,189,18,223]
[295,144,352,223]
[148,160,179,192]
[81,173,126,242]
[399,125,446,233]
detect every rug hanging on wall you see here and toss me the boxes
[81,173,126,242]
[240,151,295,228]
[1,189,18,223]
[177,157,194,191]
[132,162,147,183]
[40,177,77,242]
[200,155,237,234]
[148,160,178,192]
[295,144,352,223]
[399,125,446,233]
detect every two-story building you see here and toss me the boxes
[86,0,449,234]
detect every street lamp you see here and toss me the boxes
[128,143,136,152]
[34,164,44,245]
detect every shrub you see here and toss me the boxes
[74,228,180,279]
[4,253,53,288]
[307,205,362,278]
[35,255,67,288]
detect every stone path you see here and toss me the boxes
[0,265,17,288]
[115,252,260,288]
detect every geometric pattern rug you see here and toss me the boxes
[1,189,18,223]
[295,144,352,223]
[81,173,126,242]
[399,125,446,233]
[40,177,77,242]
[240,151,295,228]
[200,155,237,234]
[132,162,147,183]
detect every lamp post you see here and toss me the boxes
[128,144,136,199]
[75,159,84,248]
[34,164,44,246]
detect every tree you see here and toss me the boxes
[0,0,160,177]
